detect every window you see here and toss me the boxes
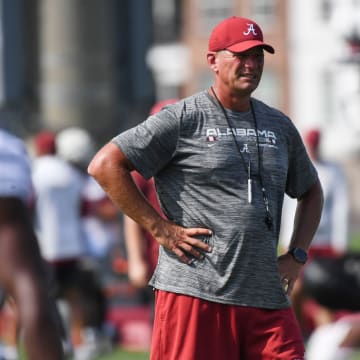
[249,0,276,30]
[197,0,232,36]
[152,0,181,43]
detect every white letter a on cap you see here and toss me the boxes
[243,23,257,36]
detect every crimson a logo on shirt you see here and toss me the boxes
[206,134,217,143]
[205,127,278,147]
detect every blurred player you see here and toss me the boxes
[0,128,64,359]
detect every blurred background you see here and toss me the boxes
[1,0,358,239]
[0,0,359,357]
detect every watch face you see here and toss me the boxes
[291,248,308,263]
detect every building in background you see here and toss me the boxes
[0,0,33,136]
[37,0,157,145]
[0,0,288,140]
[0,0,359,233]
[0,0,156,146]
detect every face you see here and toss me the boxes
[208,47,264,96]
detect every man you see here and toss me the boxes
[88,16,323,360]
[0,128,64,359]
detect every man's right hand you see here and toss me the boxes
[153,220,213,264]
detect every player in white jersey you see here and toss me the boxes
[0,129,64,359]
[32,145,86,262]
[32,128,112,360]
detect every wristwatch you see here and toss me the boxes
[288,247,308,264]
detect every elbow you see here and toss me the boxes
[87,142,133,185]
[87,157,96,177]
[88,152,106,182]
[87,144,114,183]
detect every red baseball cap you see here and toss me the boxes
[34,131,56,155]
[208,16,275,54]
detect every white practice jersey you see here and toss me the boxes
[32,155,87,261]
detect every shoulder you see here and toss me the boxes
[251,98,302,145]
[251,98,292,124]
[182,90,216,116]
[145,91,215,134]
[158,91,215,119]
[0,129,30,171]
[0,130,33,201]
[0,128,22,144]
[0,129,28,157]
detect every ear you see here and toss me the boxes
[207,52,218,72]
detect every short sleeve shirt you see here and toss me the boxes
[112,91,318,309]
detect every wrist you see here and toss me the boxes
[287,247,308,264]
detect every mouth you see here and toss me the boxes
[239,73,257,80]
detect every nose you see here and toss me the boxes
[241,54,261,67]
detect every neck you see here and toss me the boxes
[209,85,251,112]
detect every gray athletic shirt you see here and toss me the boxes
[112,90,318,309]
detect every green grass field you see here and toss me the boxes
[98,346,360,360]
[92,346,360,360]
[19,346,360,360]
[93,347,360,360]
[97,347,149,360]
[350,231,360,252]
[18,346,150,360]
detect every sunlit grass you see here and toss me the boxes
[350,231,360,252]
[97,347,149,359]
[18,346,149,360]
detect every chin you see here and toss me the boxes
[235,84,257,94]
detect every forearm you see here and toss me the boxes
[88,142,164,235]
[289,178,324,251]
[89,142,212,265]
